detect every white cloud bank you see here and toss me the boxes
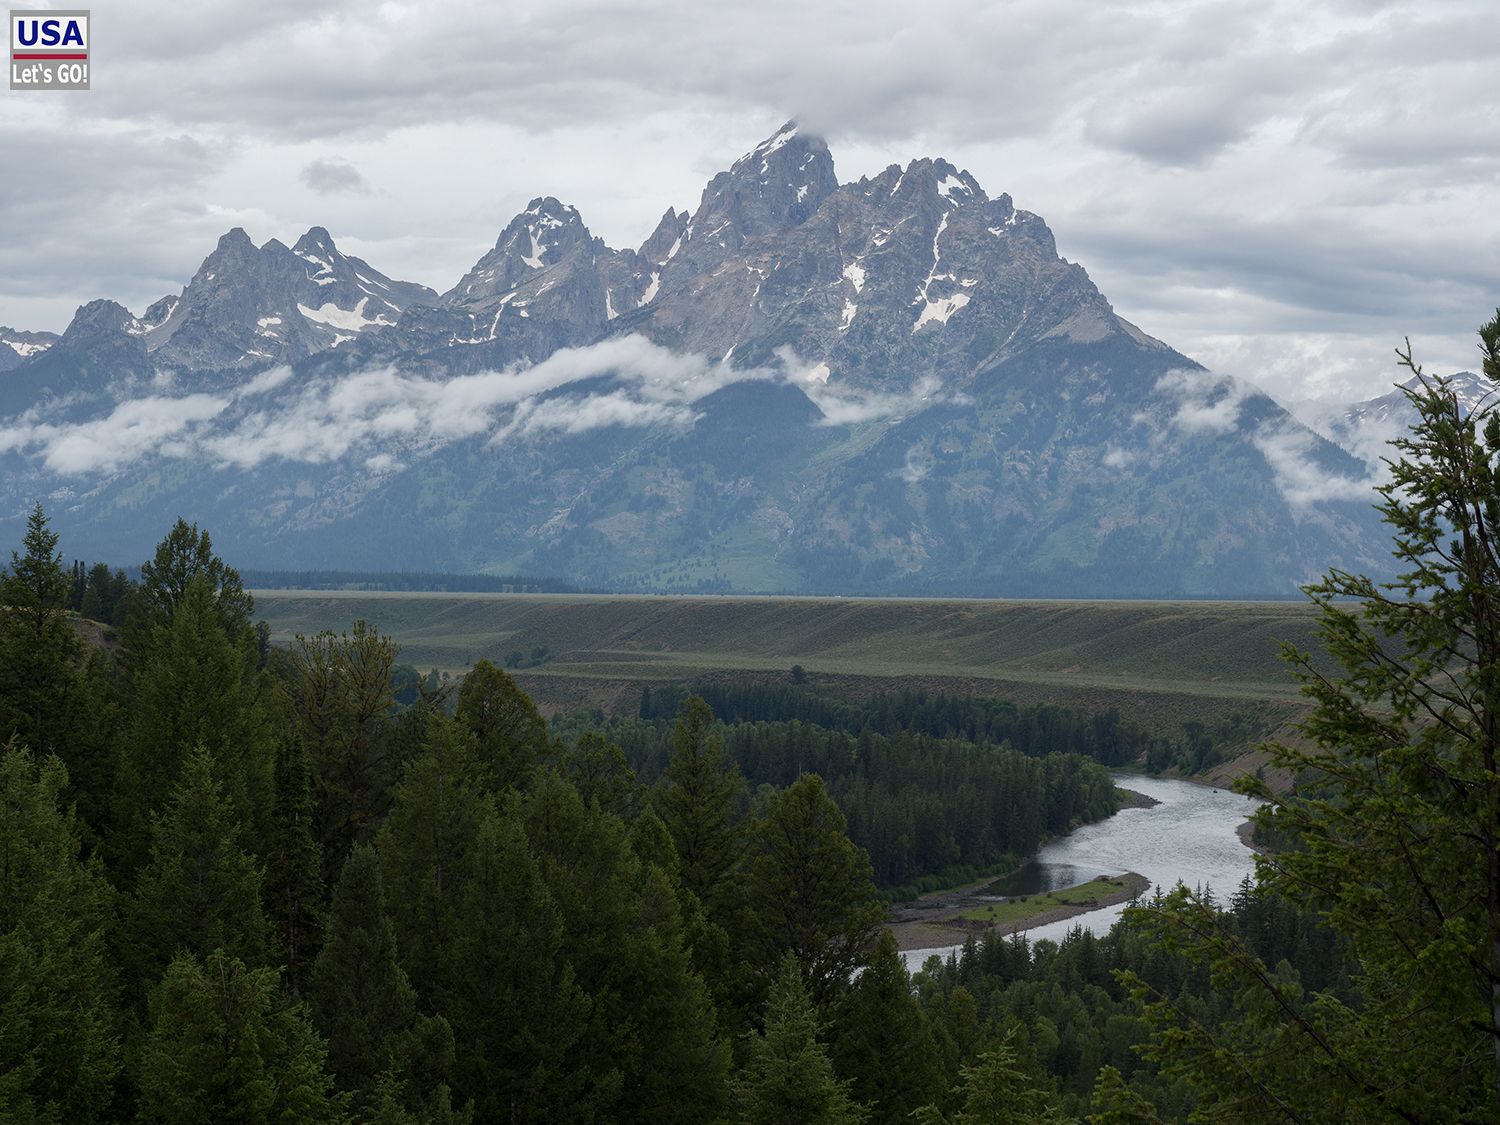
[0,335,948,476]
[1154,368,1254,434]
[1252,421,1379,507]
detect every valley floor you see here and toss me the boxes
[251,590,1318,735]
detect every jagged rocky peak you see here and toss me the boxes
[60,298,139,343]
[137,295,180,332]
[901,157,988,210]
[446,197,598,306]
[497,198,591,263]
[858,158,988,211]
[194,227,259,277]
[639,207,689,267]
[130,224,436,373]
[293,225,336,256]
[676,120,838,264]
[1406,369,1495,413]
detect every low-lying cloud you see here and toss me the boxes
[0,394,228,475]
[1252,420,1379,506]
[0,335,951,476]
[1154,368,1254,434]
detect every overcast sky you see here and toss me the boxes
[2,0,1496,404]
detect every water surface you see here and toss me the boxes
[904,773,1261,969]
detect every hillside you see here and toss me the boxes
[252,590,1320,727]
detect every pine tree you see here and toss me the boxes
[132,517,252,641]
[363,1068,471,1125]
[0,503,83,760]
[1086,1066,1163,1124]
[286,621,400,883]
[523,770,729,1122]
[630,801,745,1044]
[732,954,866,1125]
[831,930,943,1122]
[0,743,120,1122]
[656,695,745,916]
[453,659,549,791]
[115,573,274,875]
[264,732,324,996]
[563,728,641,815]
[742,773,884,1010]
[374,727,492,1001]
[308,842,454,1115]
[1128,314,1500,1121]
[128,744,268,993]
[136,948,348,1124]
[378,739,588,1122]
[79,560,112,622]
[912,1028,1072,1125]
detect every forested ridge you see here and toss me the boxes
[4,339,1500,1123]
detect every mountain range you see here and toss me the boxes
[0,123,1406,596]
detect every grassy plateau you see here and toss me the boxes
[251,591,1321,729]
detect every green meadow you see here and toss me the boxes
[251,591,1320,727]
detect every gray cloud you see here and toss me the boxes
[300,159,370,195]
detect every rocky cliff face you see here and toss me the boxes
[0,123,1389,596]
[138,226,436,377]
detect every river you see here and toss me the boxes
[903,772,1263,970]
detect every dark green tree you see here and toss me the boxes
[0,743,120,1122]
[831,930,943,1122]
[1087,1065,1164,1124]
[913,1028,1072,1125]
[79,560,112,622]
[308,843,454,1116]
[128,744,268,991]
[0,503,83,761]
[286,621,400,882]
[133,517,252,640]
[115,573,275,874]
[563,727,641,816]
[363,1067,471,1125]
[453,659,549,791]
[1128,315,1500,1121]
[378,738,588,1122]
[656,695,745,916]
[732,954,866,1125]
[373,726,491,1001]
[264,732,324,996]
[136,948,347,1124]
[523,771,729,1121]
[742,773,883,1010]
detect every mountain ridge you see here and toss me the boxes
[0,122,1390,598]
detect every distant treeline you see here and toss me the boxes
[567,711,1120,892]
[239,568,579,593]
[638,681,1260,776]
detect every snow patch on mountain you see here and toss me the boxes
[298,298,393,332]
[913,293,971,332]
